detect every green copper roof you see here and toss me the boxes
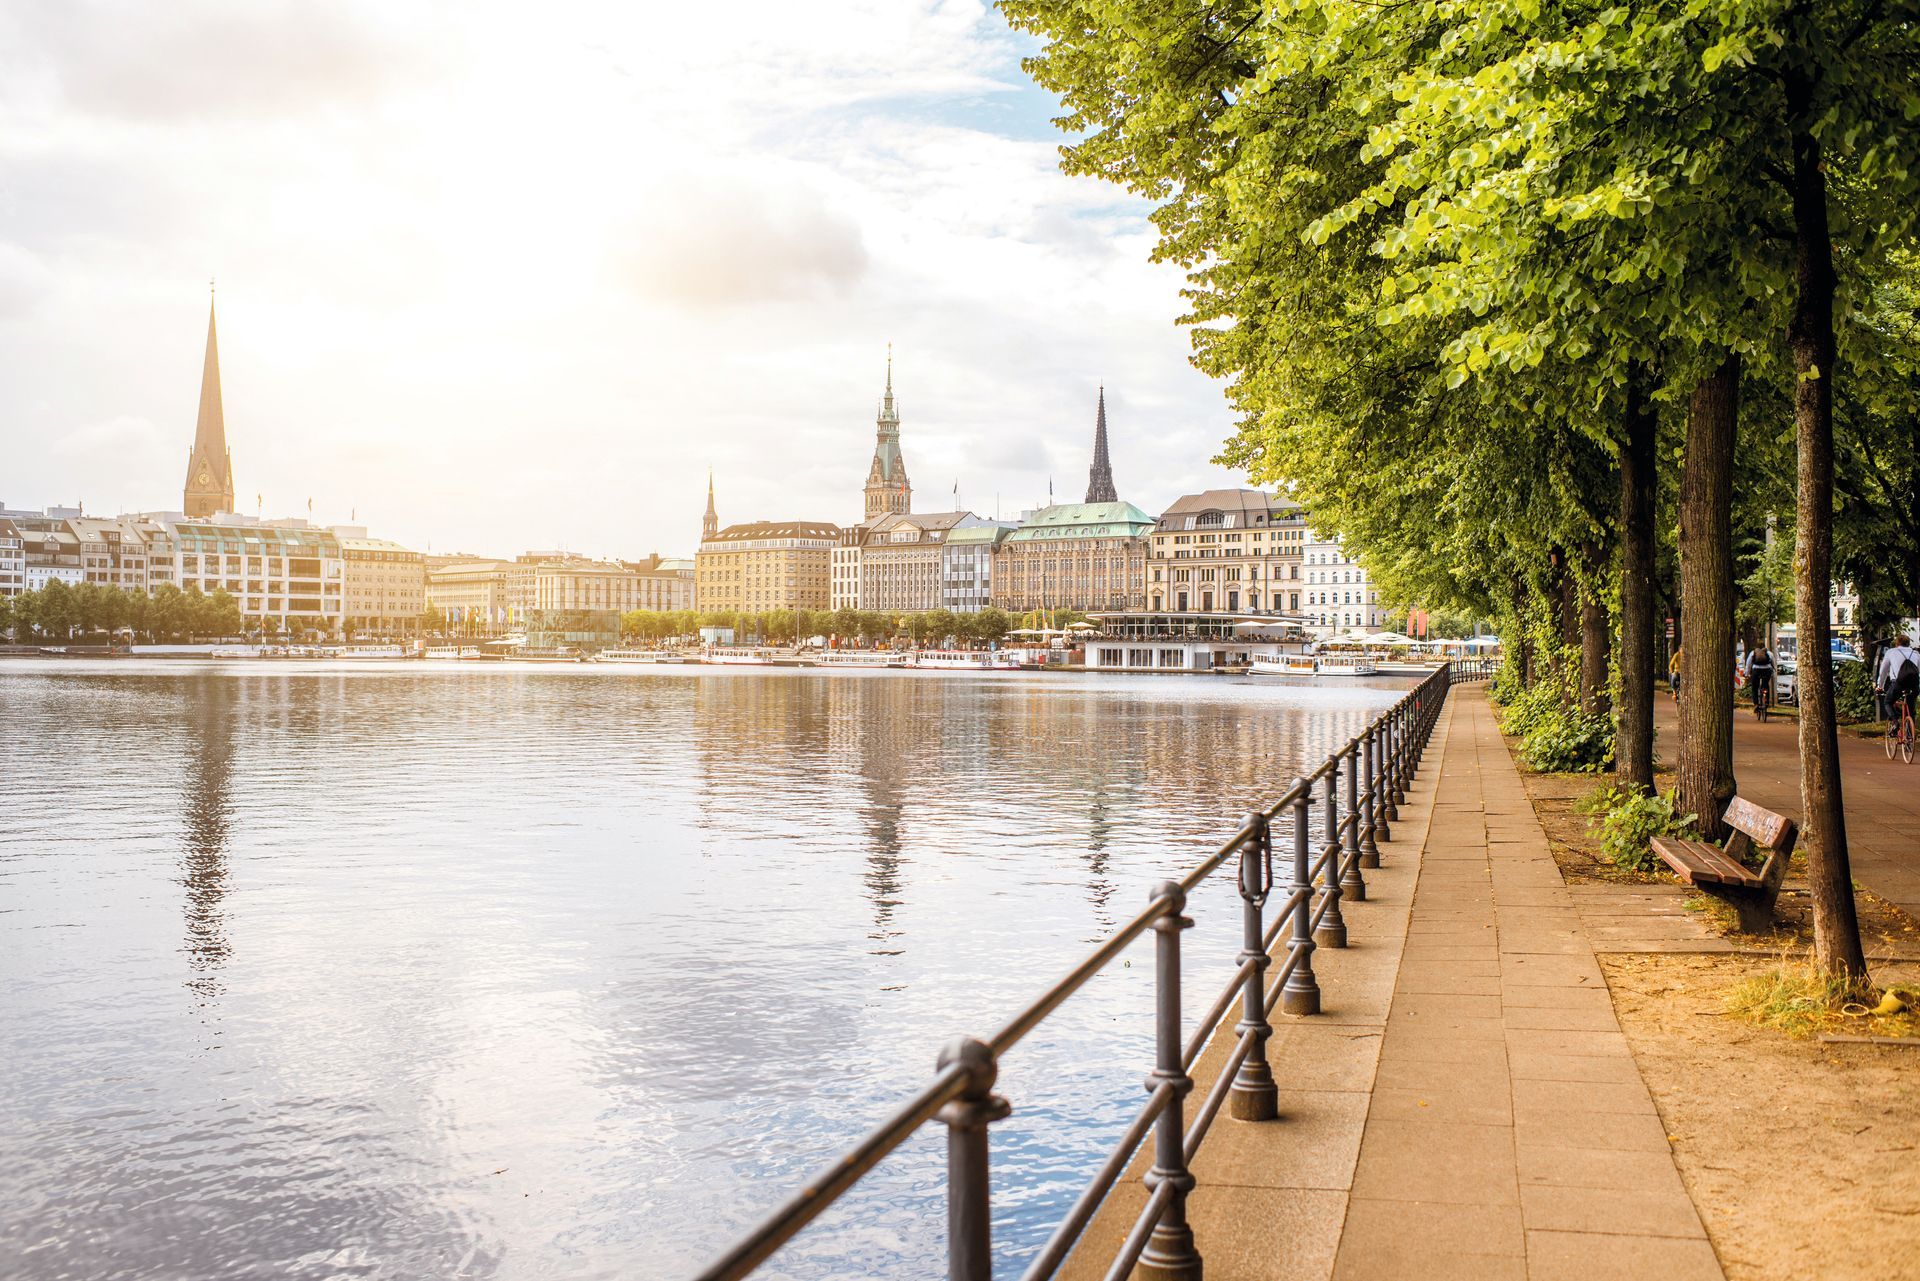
[1006,501,1155,543]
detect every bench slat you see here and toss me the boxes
[1722,796,1796,855]
[1650,837,1762,888]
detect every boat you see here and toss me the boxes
[424,645,482,660]
[703,648,784,666]
[335,644,412,660]
[513,646,583,663]
[911,650,995,670]
[209,645,262,659]
[990,652,1023,670]
[592,649,688,664]
[1250,652,1318,676]
[1310,644,1380,677]
[820,649,908,668]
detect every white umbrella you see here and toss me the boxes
[1463,634,1501,649]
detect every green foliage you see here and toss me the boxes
[1581,785,1696,873]
[1518,709,1615,774]
[2,580,242,643]
[1834,659,1877,725]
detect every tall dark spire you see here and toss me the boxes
[182,287,236,518]
[702,469,718,541]
[1084,385,1117,504]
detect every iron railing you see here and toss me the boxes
[697,663,1460,1281]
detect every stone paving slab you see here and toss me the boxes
[1329,687,1724,1281]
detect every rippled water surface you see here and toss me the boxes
[0,659,1409,1280]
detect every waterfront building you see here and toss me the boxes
[426,559,512,633]
[941,523,1014,614]
[696,520,839,612]
[0,519,26,597]
[863,351,912,520]
[1084,387,1119,504]
[830,527,863,611]
[503,553,691,620]
[129,518,178,591]
[1148,489,1307,615]
[1302,530,1388,637]
[181,295,237,519]
[843,511,987,612]
[993,502,1154,613]
[66,516,157,592]
[336,530,426,636]
[20,525,85,589]
[168,516,345,632]
[619,554,696,612]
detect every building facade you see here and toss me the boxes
[0,520,26,598]
[181,295,236,519]
[843,512,984,613]
[993,502,1154,614]
[696,520,839,612]
[1148,489,1307,615]
[426,559,512,633]
[1302,531,1386,637]
[338,534,426,636]
[168,518,345,632]
[941,523,1013,614]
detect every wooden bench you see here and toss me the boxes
[1651,796,1798,932]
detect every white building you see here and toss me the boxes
[0,519,26,597]
[1302,531,1387,638]
[940,523,1013,614]
[167,516,346,633]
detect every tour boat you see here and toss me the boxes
[335,644,412,660]
[1310,645,1380,677]
[209,645,262,659]
[424,645,482,660]
[592,649,687,664]
[1251,653,1318,676]
[990,652,1023,670]
[819,649,908,668]
[911,650,995,670]
[703,649,782,666]
[513,646,584,663]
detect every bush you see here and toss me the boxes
[1834,659,1877,724]
[1496,676,1565,737]
[1518,709,1615,773]
[1581,785,1695,872]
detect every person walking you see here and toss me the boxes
[1668,644,1683,700]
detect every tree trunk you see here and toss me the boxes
[1616,369,1658,793]
[1785,84,1867,981]
[1513,578,1535,686]
[1679,355,1741,841]
[1579,542,1611,717]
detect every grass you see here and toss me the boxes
[1724,961,1920,1040]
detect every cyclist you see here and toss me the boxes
[1745,640,1777,718]
[1876,634,1920,728]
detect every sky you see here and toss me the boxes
[0,0,1254,559]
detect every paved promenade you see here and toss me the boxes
[1330,686,1719,1280]
[1652,699,1920,922]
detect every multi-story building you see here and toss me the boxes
[839,511,986,612]
[21,525,85,589]
[941,523,1014,614]
[831,527,864,611]
[0,520,25,598]
[427,559,512,634]
[68,517,157,592]
[1148,489,1307,615]
[336,532,426,636]
[168,517,345,632]
[130,519,178,590]
[1302,530,1387,637]
[620,554,696,612]
[993,502,1154,614]
[696,520,839,612]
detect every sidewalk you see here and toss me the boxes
[1652,698,1920,922]
[1331,686,1719,1280]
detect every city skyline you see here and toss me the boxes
[0,1,1255,560]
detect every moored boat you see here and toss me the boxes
[1250,653,1318,676]
[819,649,908,668]
[911,650,994,670]
[592,649,688,664]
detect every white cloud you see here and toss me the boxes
[0,1,1253,556]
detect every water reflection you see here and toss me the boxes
[0,662,1407,1281]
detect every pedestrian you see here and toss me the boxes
[1668,644,1683,700]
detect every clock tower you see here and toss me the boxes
[182,290,235,519]
[862,347,911,520]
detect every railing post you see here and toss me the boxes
[1370,724,1392,847]
[1230,812,1279,1121]
[1281,779,1321,1015]
[1385,706,1404,817]
[1346,742,1371,896]
[936,1037,1011,1281]
[1140,882,1201,1281]
[1316,755,1349,947]
[1351,725,1382,868]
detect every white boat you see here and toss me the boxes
[209,645,262,659]
[335,644,412,660]
[593,649,687,664]
[1311,646,1380,676]
[990,652,1023,670]
[1251,653,1318,676]
[704,648,782,666]
[424,645,481,660]
[820,650,907,668]
[911,650,995,670]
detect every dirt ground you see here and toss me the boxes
[1508,745,1920,1279]
[1604,953,1920,1281]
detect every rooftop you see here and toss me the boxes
[1006,501,1155,542]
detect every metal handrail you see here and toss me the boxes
[695,662,1459,1281]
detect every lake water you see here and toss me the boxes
[0,660,1407,1280]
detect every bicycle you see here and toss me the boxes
[1884,690,1915,764]
[1752,675,1772,723]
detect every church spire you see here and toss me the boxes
[864,345,911,520]
[702,469,719,541]
[1084,385,1118,504]
[182,288,236,518]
